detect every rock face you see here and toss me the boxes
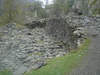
[0,16,88,75]
[0,23,66,75]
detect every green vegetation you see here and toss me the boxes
[0,70,13,75]
[89,0,100,15]
[90,0,98,7]
[0,15,8,26]
[24,38,90,75]
[0,0,100,26]
[0,0,22,25]
[52,0,74,16]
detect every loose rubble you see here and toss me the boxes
[1,16,99,75]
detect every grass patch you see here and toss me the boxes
[24,38,90,75]
[0,70,13,75]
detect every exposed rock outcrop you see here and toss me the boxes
[0,23,67,75]
[0,16,92,75]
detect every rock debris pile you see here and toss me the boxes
[0,16,94,75]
